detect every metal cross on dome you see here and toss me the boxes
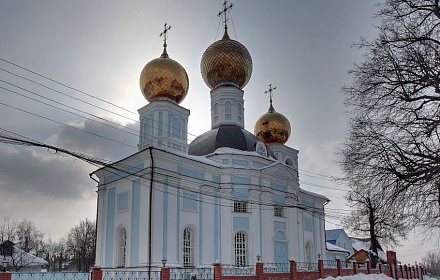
[159,23,172,47]
[265,84,277,104]
[218,0,234,30]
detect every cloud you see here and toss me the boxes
[50,117,138,162]
[0,144,98,240]
[0,145,93,200]
[0,190,96,241]
[301,141,343,178]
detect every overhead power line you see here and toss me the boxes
[0,130,349,229]
[0,57,343,192]
[0,102,138,149]
[0,58,138,116]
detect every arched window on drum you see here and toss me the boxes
[225,101,232,120]
[171,117,182,140]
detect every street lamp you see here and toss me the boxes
[161,257,167,267]
[1,257,8,272]
[256,254,261,262]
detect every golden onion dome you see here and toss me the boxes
[140,45,189,104]
[200,30,252,90]
[254,102,291,144]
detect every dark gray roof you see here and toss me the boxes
[188,125,275,158]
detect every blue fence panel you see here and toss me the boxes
[323,260,337,268]
[103,271,159,280]
[263,263,289,273]
[170,268,212,280]
[296,262,318,272]
[221,265,255,276]
[12,272,90,280]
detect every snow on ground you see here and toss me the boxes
[320,273,435,280]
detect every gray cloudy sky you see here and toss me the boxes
[0,0,436,264]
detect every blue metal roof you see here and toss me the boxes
[325,229,344,245]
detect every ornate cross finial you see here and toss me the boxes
[218,0,234,31]
[265,84,277,112]
[159,23,172,58]
[159,23,172,47]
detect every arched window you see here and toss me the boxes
[117,227,127,267]
[237,103,242,123]
[285,158,294,167]
[143,117,153,140]
[305,241,313,264]
[234,231,248,266]
[183,227,194,267]
[171,117,182,140]
[225,101,232,120]
[214,103,219,123]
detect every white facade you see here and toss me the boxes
[91,18,330,269]
[92,145,329,268]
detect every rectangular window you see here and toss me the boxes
[234,201,248,213]
[274,205,283,217]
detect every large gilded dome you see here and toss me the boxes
[140,47,189,104]
[254,103,291,144]
[200,30,252,89]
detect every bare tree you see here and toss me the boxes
[66,219,96,272]
[42,238,68,271]
[342,168,411,267]
[341,0,440,234]
[422,251,440,276]
[0,216,17,242]
[15,219,44,254]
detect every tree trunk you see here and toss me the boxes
[368,199,379,269]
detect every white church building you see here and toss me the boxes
[91,7,329,269]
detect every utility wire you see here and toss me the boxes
[0,59,345,191]
[0,102,138,149]
[0,74,201,142]
[0,58,137,115]
[0,132,347,229]
[0,133,338,215]
[0,86,140,138]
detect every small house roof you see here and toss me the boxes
[325,229,345,245]
[326,242,350,254]
[0,242,48,267]
[349,237,387,262]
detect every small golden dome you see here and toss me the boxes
[140,47,189,104]
[200,30,252,89]
[254,103,291,144]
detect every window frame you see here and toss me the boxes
[274,205,284,217]
[233,201,248,213]
[225,100,232,120]
[117,227,127,267]
[234,231,248,267]
[183,227,195,267]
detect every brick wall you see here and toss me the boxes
[90,251,426,280]
[0,272,11,280]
